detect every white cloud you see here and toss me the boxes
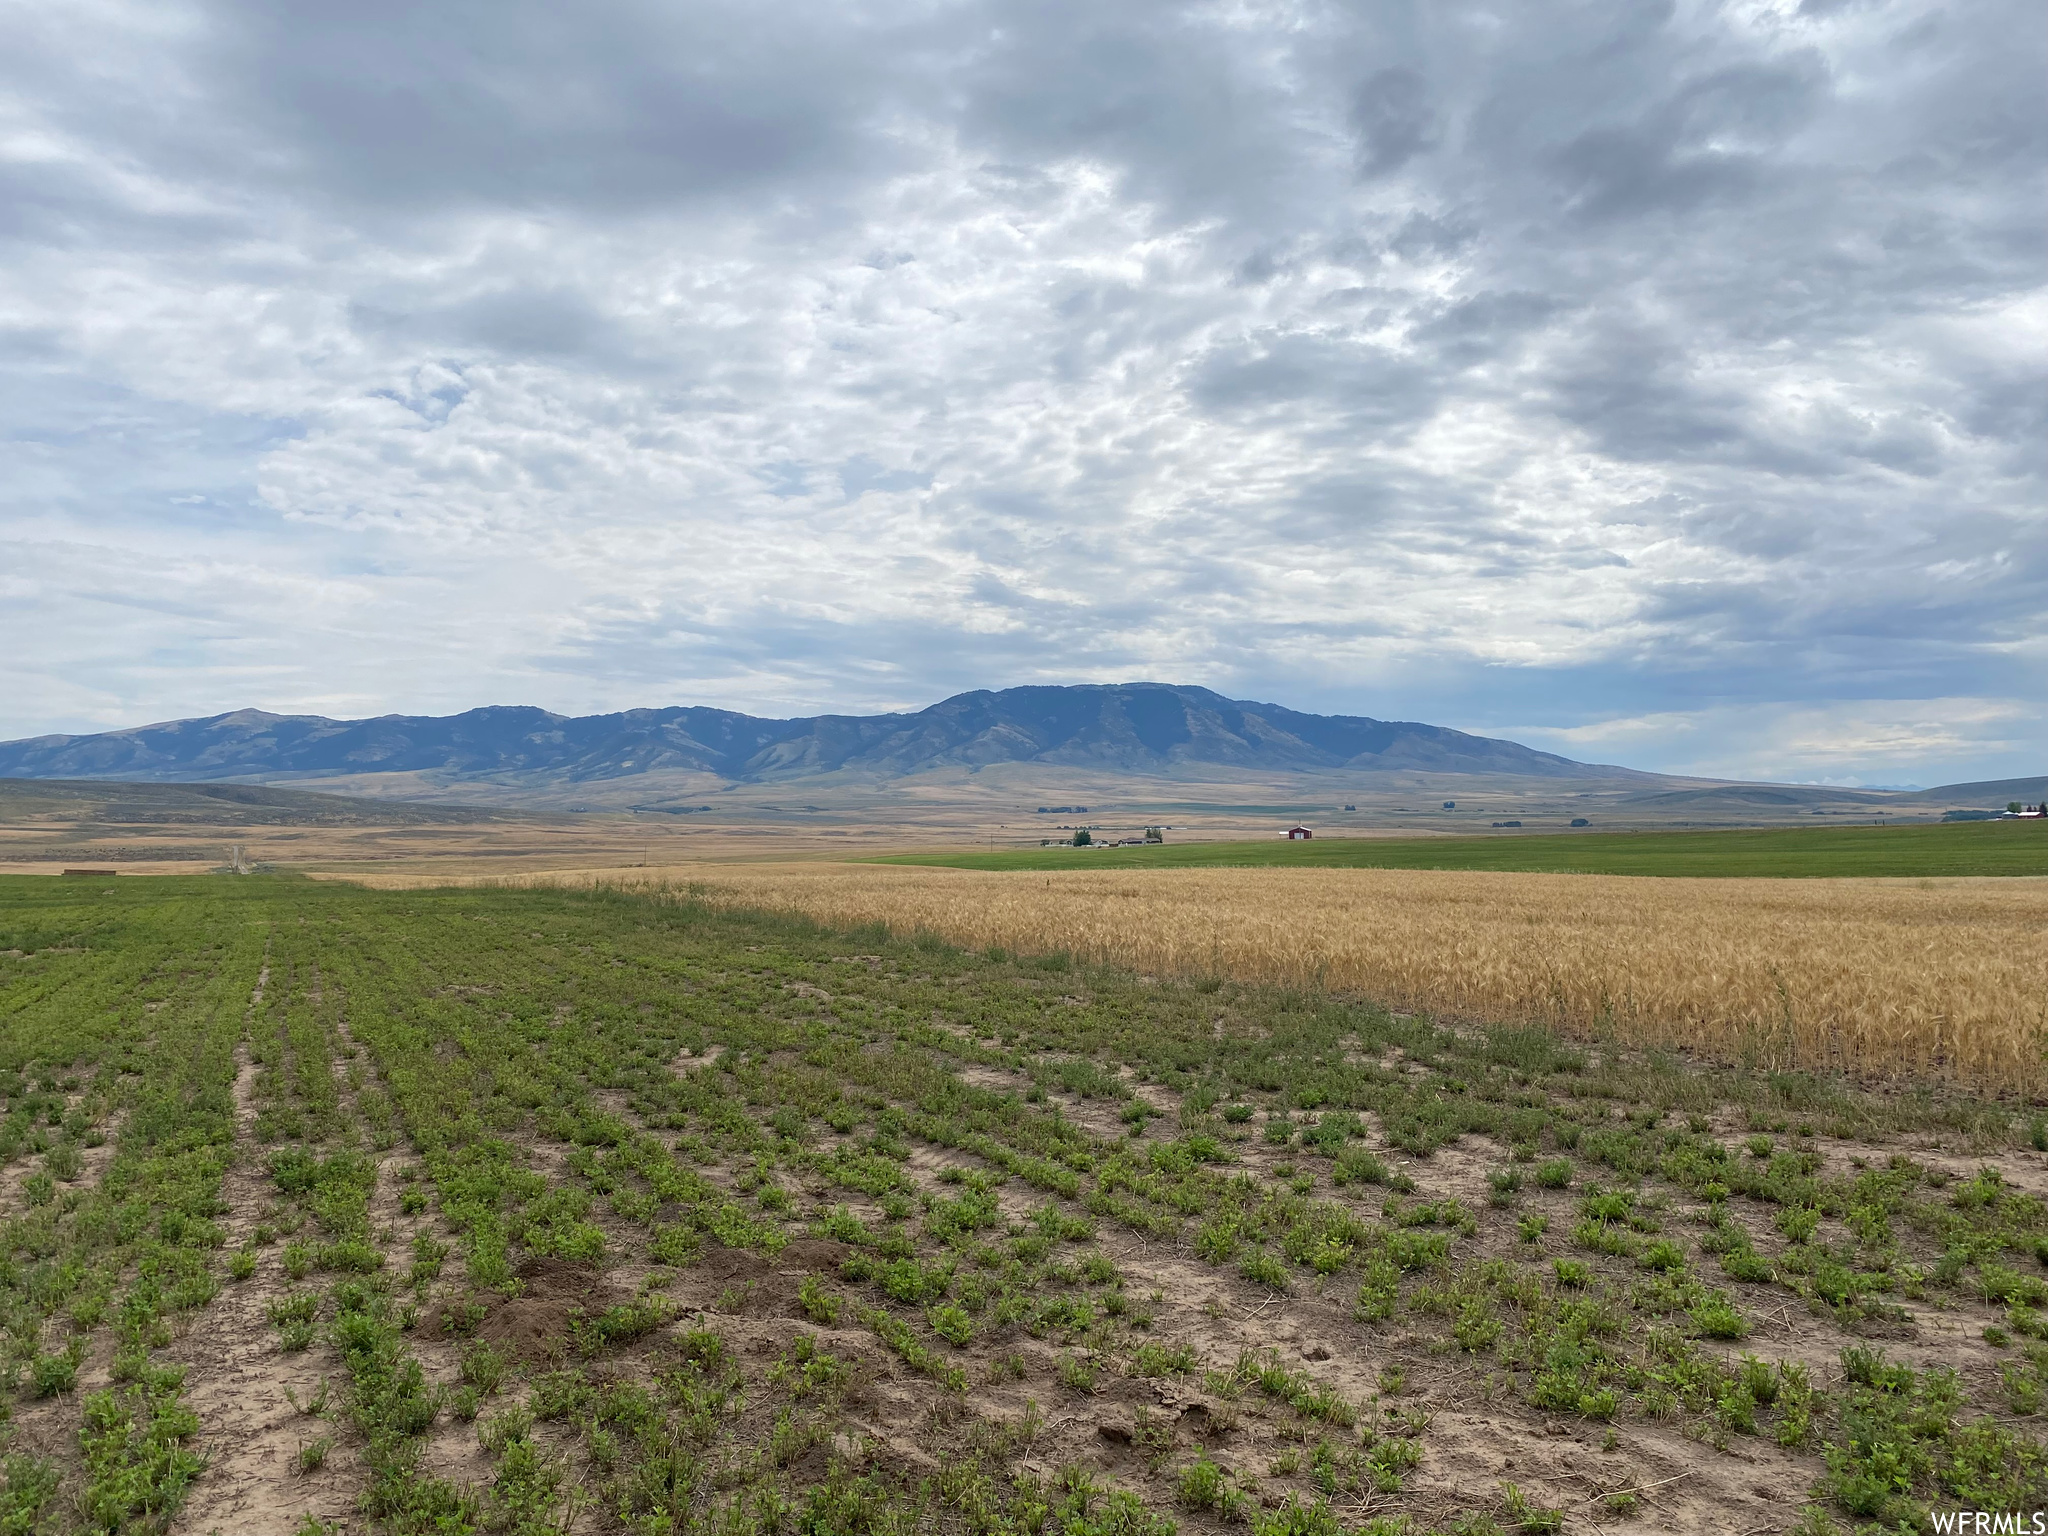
[0,0,2040,784]
[1511,698,2040,785]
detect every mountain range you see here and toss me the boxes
[0,684,1647,790]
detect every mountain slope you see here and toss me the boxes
[1901,776,2048,805]
[0,684,1652,789]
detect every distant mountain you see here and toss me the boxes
[1902,776,2048,805]
[0,684,1652,789]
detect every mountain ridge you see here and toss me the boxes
[0,684,1656,789]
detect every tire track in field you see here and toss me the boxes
[331,995,501,1499]
[0,971,231,1487]
[171,948,368,1536]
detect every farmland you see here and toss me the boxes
[11,772,2031,886]
[463,862,2048,1098]
[2,874,2046,1536]
[876,821,2048,879]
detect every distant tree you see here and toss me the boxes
[1073,828,1092,847]
[1144,826,1163,843]
[2011,802,2025,814]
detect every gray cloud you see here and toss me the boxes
[1350,68,1439,178]
[0,0,2040,786]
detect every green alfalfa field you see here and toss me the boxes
[874,819,2048,879]
[1,871,2045,1536]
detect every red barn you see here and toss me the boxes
[1286,825,1313,840]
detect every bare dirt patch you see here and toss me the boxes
[957,1062,1037,1096]
[463,1258,627,1365]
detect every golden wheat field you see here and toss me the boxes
[343,862,2048,1093]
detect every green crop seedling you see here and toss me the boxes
[0,872,2041,1536]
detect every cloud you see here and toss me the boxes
[0,0,2039,786]
[1510,697,2040,786]
[1350,68,1439,179]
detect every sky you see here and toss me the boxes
[2,0,2041,788]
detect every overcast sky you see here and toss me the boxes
[2,0,2041,786]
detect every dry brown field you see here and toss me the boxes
[0,757,1960,883]
[336,861,2048,1099]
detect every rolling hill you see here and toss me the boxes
[1897,776,2048,806]
[0,778,500,827]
